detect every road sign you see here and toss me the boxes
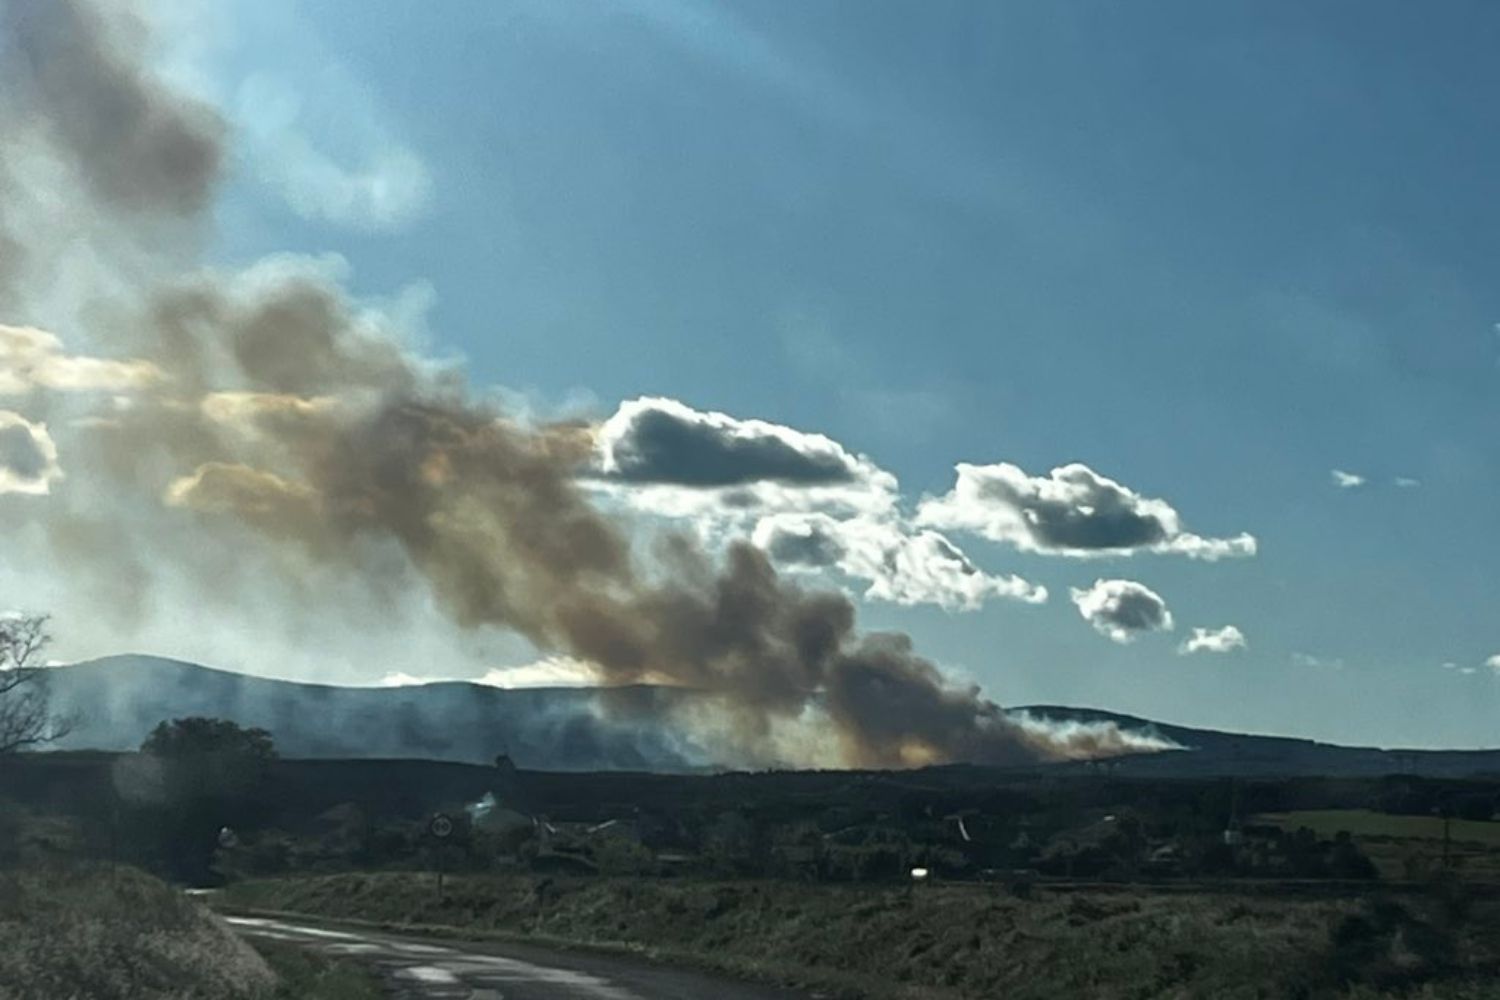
[430,813,454,839]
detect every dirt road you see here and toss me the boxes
[226,914,810,1000]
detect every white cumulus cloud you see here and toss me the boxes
[918,461,1255,560]
[753,512,1046,611]
[1331,469,1366,489]
[1178,625,1247,655]
[1069,579,1173,644]
[592,397,1046,611]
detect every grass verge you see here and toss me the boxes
[252,939,385,1000]
[220,872,1500,999]
[0,864,276,1000]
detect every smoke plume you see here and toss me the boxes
[0,0,1168,768]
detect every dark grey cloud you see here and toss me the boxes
[0,411,59,494]
[597,396,865,487]
[1,0,224,216]
[920,461,1255,560]
[763,521,846,567]
[1069,578,1174,644]
[0,423,48,479]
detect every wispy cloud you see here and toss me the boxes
[153,0,431,232]
[1179,625,1247,656]
[1442,660,1487,677]
[1293,651,1345,670]
[477,657,599,689]
[377,656,598,689]
[1330,469,1366,489]
[377,671,427,687]
[234,71,432,231]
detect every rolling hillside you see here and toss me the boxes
[38,656,1500,777]
[44,656,702,771]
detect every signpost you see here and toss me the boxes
[429,813,454,901]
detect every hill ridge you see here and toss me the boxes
[39,655,1500,777]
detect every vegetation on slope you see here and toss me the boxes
[0,865,275,1000]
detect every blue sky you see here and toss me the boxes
[174,1,1500,746]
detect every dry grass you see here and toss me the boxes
[222,872,1500,999]
[251,940,385,1000]
[0,864,277,1000]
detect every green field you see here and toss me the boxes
[1257,810,1500,846]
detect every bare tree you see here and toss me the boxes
[0,614,71,753]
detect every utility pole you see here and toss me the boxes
[1223,739,1244,848]
[108,793,119,887]
[1442,807,1452,870]
[430,813,453,902]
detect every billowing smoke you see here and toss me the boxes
[0,0,1170,769]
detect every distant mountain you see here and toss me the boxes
[1016,705,1500,779]
[39,656,1500,777]
[45,656,703,771]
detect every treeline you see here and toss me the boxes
[8,717,1496,886]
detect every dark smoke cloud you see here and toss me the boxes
[0,0,1173,768]
[0,0,222,216]
[114,281,1044,764]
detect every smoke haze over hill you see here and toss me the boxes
[0,0,1182,769]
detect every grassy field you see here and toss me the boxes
[1257,810,1500,882]
[0,864,277,1000]
[1258,811,1500,847]
[221,871,1500,999]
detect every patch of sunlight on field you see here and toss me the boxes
[1257,810,1500,846]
